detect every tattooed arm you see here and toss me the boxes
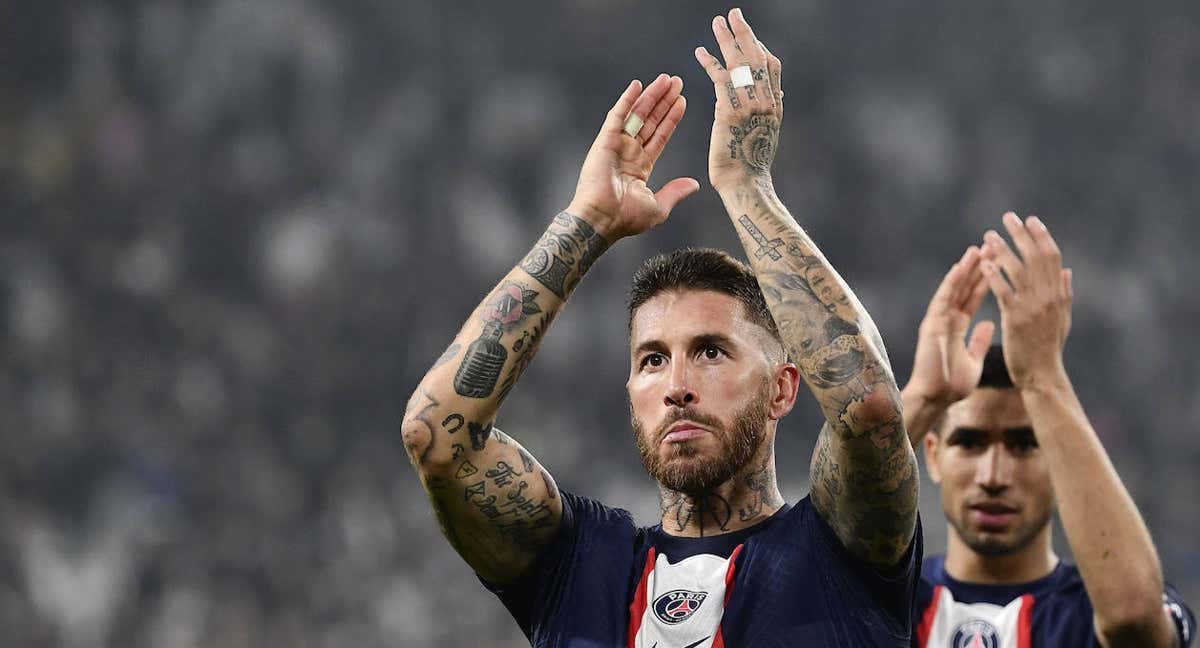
[695,9,917,567]
[401,75,699,583]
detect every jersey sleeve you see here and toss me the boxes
[800,498,924,639]
[1164,582,1195,647]
[479,491,636,641]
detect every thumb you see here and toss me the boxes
[654,177,701,220]
[966,320,995,360]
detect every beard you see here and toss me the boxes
[632,379,770,495]
[946,504,1052,556]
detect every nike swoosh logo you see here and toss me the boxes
[648,636,710,648]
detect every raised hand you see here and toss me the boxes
[906,246,995,408]
[979,212,1073,389]
[694,8,784,190]
[567,75,700,241]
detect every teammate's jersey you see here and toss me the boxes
[913,555,1195,647]
[483,491,922,647]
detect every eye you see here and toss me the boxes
[700,345,724,360]
[640,353,665,369]
[1008,437,1038,454]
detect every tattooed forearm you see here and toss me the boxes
[720,178,914,566]
[519,211,608,299]
[811,420,918,566]
[454,281,542,398]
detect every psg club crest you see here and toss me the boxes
[653,589,708,625]
[950,619,1000,648]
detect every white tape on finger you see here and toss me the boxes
[623,113,644,138]
[730,65,754,88]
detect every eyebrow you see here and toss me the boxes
[632,332,739,358]
[946,426,1037,441]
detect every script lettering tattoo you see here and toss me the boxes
[467,420,493,452]
[725,81,742,109]
[519,212,608,299]
[464,481,486,501]
[454,282,541,398]
[463,458,557,552]
[727,114,778,175]
[485,461,520,487]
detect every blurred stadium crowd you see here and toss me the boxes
[2,1,1198,646]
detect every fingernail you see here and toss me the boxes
[1029,216,1045,230]
[733,8,744,19]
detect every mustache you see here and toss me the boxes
[654,407,724,443]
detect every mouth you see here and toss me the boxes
[968,501,1018,529]
[662,421,709,443]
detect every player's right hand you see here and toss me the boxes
[567,75,700,242]
[905,245,995,407]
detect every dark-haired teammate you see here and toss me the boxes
[402,9,921,647]
[901,215,1194,647]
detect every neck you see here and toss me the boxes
[943,523,1058,585]
[658,451,785,538]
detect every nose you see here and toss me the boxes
[975,443,1012,495]
[664,360,697,408]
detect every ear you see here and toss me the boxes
[768,362,801,420]
[923,431,943,484]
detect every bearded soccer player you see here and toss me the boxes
[901,214,1194,647]
[402,9,921,647]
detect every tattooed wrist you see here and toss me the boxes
[520,211,609,299]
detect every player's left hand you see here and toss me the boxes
[695,8,783,191]
[979,212,1074,389]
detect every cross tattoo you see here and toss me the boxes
[738,215,784,260]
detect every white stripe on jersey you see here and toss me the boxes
[631,552,731,648]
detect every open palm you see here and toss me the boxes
[568,75,699,241]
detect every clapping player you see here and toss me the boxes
[403,9,922,647]
[902,214,1194,646]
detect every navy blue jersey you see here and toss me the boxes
[913,555,1194,647]
[483,491,922,647]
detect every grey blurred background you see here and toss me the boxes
[2,0,1198,646]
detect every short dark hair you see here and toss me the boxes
[627,248,782,344]
[931,344,1014,436]
[978,345,1014,388]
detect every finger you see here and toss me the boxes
[626,74,672,134]
[982,229,1025,288]
[643,95,686,163]
[695,46,727,84]
[760,40,783,108]
[966,320,996,360]
[1025,215,1064,279]
[1001,211,1038,267]
[962,266,991,315]
[727,8,760,55]
[1063,268,1073,301]
[712,15,745,69]
[654,177,702,221]
[637,76,683,146]
[980,258,1015,308]
[601,79,643,134]
[949,246,982,305]
[926,252,971,315]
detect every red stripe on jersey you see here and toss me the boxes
[626,547,657,648]
[916,584,943,647]
[1017,593,1034,648]
[711,544,744,648]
